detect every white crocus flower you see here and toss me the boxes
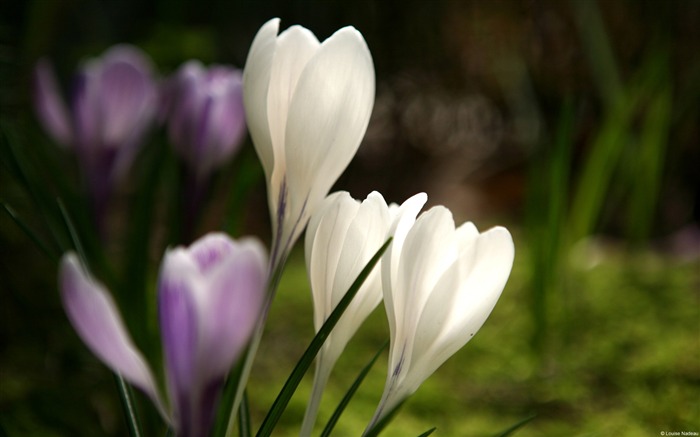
[243,18,375,269]
[366,202,515,433]
[300,191,396,436]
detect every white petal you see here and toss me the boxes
[381,193,427,342]
[415,226,514,381]
[266,25,320,204]
[307,193,359,329]
[304,191,346,270]
[284,26,375,234]
[397,207,457,318]
[330,193,389,307]
[325,194,388,355]
[393,207,456,372]
[243,18,280,187]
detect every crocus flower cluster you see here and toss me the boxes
[34,45,158,229]
[59,234,267,437]
[35,47,248,240]
[301,190,514,435]
[51,17,516,437]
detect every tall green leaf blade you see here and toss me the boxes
[493,413,536,437]
[255,238,392,437]
[416,427,436,437]
[626,85,672,243]
[237,391,252,437]
[320,341,388,437]
[1,201,58,261]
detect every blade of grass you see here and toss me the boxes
[115,374,144,437]
[568,48,666,244]
[526,99,574,354]
[223,144,264,237]
[237,391,251,437]
[0,122,67,253]
[417,427,437,437]
[493,413,536,437]
[568,97,636,244]
[570,0,623,108]
[123,139,168,354]
[1,201,58,260]
[255,238,392,437]
[626,85,671,243]
[57,197,88,264]
[320,341,389,437]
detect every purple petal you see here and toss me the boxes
[187,232,237,273]
[167,62,206,160]
[59,254,163,409]
[198,237,267,381]
[97,46,157,149]
[165,63,246,179]
[33,59,73,147]
[157,249,200,432]
[205,71,246,162]
[72,68,101,153]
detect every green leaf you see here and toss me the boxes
[237,391,251,437]
[255,238,393,437]
[114,374,144,437]
[122,139,168,354]
[525,100,574,354]
[1,201,58,261]
[223,144,264,237]
[625,84,671,243]
[493,414,536,437]
[417,427,437,437]
[568,50,667,244]
[0,121,67,252]
[57,197,88,265]
[212,357,244,437]
[320,341,388,437]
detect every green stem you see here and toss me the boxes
[114,374,144,437]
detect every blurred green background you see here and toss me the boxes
[1,0,698,436]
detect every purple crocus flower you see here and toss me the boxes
[59,233,267,437]
[34,45,158,230]
[163,60,246,181]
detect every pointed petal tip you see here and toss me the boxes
[259,17,281,36]
[33,59,73,147]
[331,26,367,42]
[413,192,428,203]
